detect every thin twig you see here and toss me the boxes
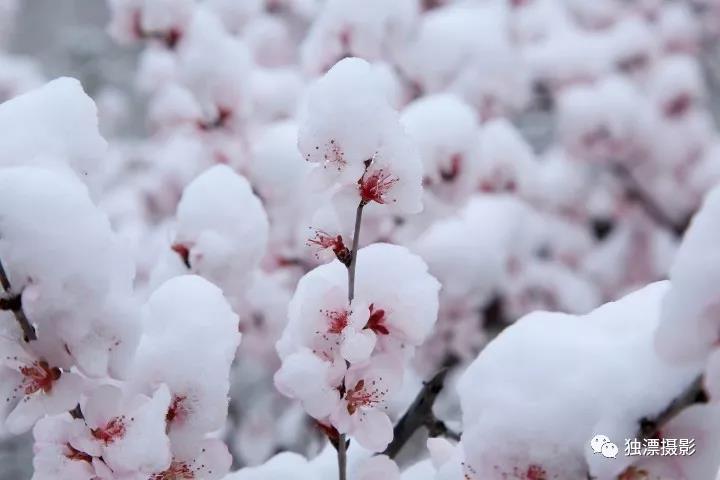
[337,433,348,480]
[0,256,37,342]
[0,258,84,424]
[335,200,366,480]
[611,163,689,236]
[383,369,458,459]
[637,374,706,439]
[347,201,365,302]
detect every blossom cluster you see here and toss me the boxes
[0,80,242,480]
[275,58,440,453]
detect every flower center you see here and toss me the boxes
[359,168,398,205]
[322,309,349,335]
[310,139,346,171]
[345,379,386,415]
[19,361,60,395]
[525,465,547,480]
[91,416,127,445]
[151,462,196,480]
[307,230,350,264]
[167,394,188,423]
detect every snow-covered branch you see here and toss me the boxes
[0,256,36,342]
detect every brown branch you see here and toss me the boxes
[637,374,707,439]
[333,200,367,480]
[611,163,689,236]
[383,369,459,459]
[0,258,86,426]
[330,200,369,480]
[0,256,37,342]
[347,201,366,303]
[69,404,84,420]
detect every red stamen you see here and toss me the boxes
[314,139,346,171]
[151,462,195,480]
[526,465,547,480]
[308,230,350,259]
[19,361,60,395]
[345,378,388,415]
[167,394,188,423]
[359,168,398,205]
[91,417,126,445]
[321,309,349,335]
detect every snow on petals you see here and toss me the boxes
[173,165,269,299]
[74,384,172,476]
[0,166,140,380]
[655,185,720,364]
[131,274,241,457]
[298,57,424,214]
[455,283,701,479]
[275,243,439,452]
[277,243,439,365]
[0,336,83,434]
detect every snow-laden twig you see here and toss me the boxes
[0,256,37,342]
[638,374,707,439]
[384,368,459,459]
[337,200,367,480]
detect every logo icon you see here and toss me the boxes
[590,434,618,459]
[601,442,619,458]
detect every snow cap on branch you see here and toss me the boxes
[0,167,140,379]
[455,283,701,479]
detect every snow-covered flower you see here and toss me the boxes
[172,165,269,299]
[455,283,701,479]
[73,384,172,476]
[276,243,439,452]
[32,414,100,480]
[298,57,423,214]
[400,94,480,202]
[0,167,140,379]
[0,336,83,434]
[329,357,401,452]
[277,243,440,365]
[131,275,241,453]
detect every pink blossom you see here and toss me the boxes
[0,336,83,434]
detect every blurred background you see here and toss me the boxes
[3,1,720,478]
